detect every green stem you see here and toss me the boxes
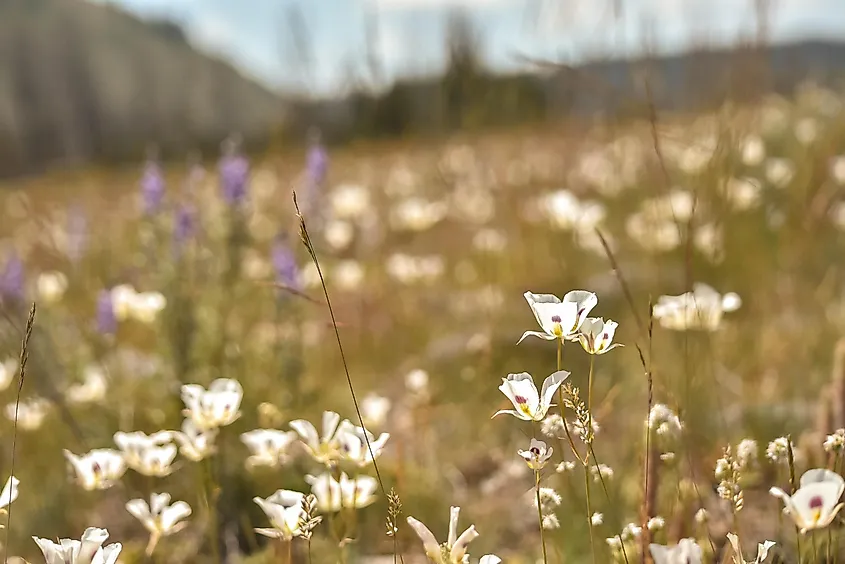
[584,463,597,564]
[536,470,549,564]
[587,355,595,442]
[204,458,221,564]
[813,531,819,564]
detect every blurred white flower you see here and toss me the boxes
[386,254,444,285]
[110,285,166,323]
[405,369,429,398]
[472,228,507,253]
[171,419,217,462]
[694,508,709,524]
[126,493,191,555]
[694,223,723,263]
[360,393,391,428]
[113,431,177,477]
[33,527,121,564]
[0,475,19,517]
[36,271,68,304]
[648,404,683,440]
[241,429,298,469]
[647,516,665,531]
[621,522,642,540]
[723,177,762,211]
[770,468,845,533]
[494,370,569,422]
[606,536,623,551]
[334,260,365,291]
[389,197,448,232]
[727,532,775,564]
[181,378,243,430]
[540,414,567,439]
[519,291,597,343]
[766,436,792,464]
[5,398,50,431]
[830,156,845,184]
[824,429,845,453]
[518,438,553,470]
[478,556,501,564]
[290,411,347,466]
[406,506,479,564]
[556,461,576,473]
[765,158,794,188]
[646,190,696,223]
[626,213,680,252]
[649,538,702,564]
[678,142,716,175]
[794,117,819,146]
[591,512,604,526]
[740,135,766,166]
[330,184,370,220]
[324,220,354,251]
[66,365,108,405]
[591,464,614,482]
[578,318,622,355]
[253,489,308,540]
[736,439,758,469]
[0,358,18,392]
[652,283,741,331]
[64,449,126,491]
[306,472,377,512]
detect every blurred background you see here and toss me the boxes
[3,0,845,562]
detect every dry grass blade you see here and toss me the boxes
[4,302,36,559]
[594,228,646,336]
[291,191,404,564]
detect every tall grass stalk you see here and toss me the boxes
[3,302,35,561]
[293,191,404,563]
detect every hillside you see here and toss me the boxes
[285,39,845,142]
[0,0,284,177]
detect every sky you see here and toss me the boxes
[90,0,845,97]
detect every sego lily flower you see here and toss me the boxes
[649,538,703,564]
[406,506,479,564]
[518,290,597,344]
[180,378,243,430]
[241,429,298,469]
[770,468,845,532]
[114,431,177,477]
[125,493,191,555]
[64,449,126,491]
[0,475,19,524]
[494,371,570,421]
[337,424,390,467]
[652,283,741,331]
[479,557,501,564]
[33,527,122,564]
[578,317,622,354]
[518,438,553,470]
[171,419,217,462]
[253,489,310,540]
[305,472,378,512]
[290,411,348,465]
[726,532,775,564]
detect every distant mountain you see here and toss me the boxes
[0,0,283,178]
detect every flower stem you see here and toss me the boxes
[813,531,819,563]
[584,464,597,564]
[536,470,549,564]
[587,355,595,443]
[204,458,221,564]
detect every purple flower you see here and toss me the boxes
[306,143,329,188]
[219,149,249,206]
[140,160,166,215]
[173,203,195,251]
[0,253,24,302]
[271,237,299,290]
[96,289,117,335]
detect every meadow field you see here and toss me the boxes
[2,82,845,563]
